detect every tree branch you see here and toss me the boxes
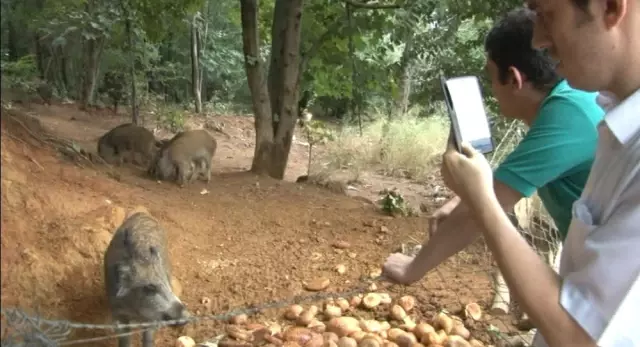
[340,0,403,9]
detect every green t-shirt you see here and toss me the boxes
[493,80,604,241]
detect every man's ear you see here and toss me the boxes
[602,0,627,29]
[507,66,525,90]
[114,263,132,298]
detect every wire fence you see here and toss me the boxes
[1,275,386,346]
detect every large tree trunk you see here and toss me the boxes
[240,0,304,179]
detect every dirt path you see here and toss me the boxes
[0,103,505,346]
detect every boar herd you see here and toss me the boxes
[97,123,217,187]
[96,123,218,346]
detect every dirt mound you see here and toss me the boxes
[0,104,499,346]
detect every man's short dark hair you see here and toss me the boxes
[484,7,561,91]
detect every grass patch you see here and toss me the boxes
[315,111,450,182]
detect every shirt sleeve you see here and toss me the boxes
[560,196,640,346]
[494,98,599,198]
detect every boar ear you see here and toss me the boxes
[114,263,132,298]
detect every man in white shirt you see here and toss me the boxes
[383,0,640,346]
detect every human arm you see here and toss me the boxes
[402,180,522,283]
[473,193,597,347]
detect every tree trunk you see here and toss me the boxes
[124,16,139,123]
[240,0,274,173]
[191,14,202,114]
[396,37,414,117]
[81,38,104,110]
[241,0,304,179]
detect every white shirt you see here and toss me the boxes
[532,89,640,347]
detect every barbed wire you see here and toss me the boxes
[1,275,390,346]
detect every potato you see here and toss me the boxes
[219,338,255,347]
[325,340,339,347]
[350,295,363,307]
[433,313,454,334]
[337,337,358,347]
[399,316,416,332]
[450,325,470,340]
[446,335,471,347]
[437,330,449,344]
[230,314,249,325]
[283,327,314,345]
[307,332,325,347]
[327,317,362,337]
[413,323,435,340]
[390,305,407,321]
[325,304,343,319]
[309,320,327,333]
[360,320,382,333]
[397,296,416,312]
[411,344,425,347]
[379,293,393,305]
[298,306,319,326]
[349,331,367,342]
[286,305,305,320]
[395,333,417,347]
[336,298,351,311]
[468,339,484,347]
[380,321,391,331]
[323,332,340,343]
[359,337,381,347]
[227,325,253,341]
[362,293,382,309]
[269,323,283,335]
[283,342,302,347]
[383,342,399,347]
[421,331,445,346]
[464,303,482,321]
[247,323,266,331]
[176,336,196,347]
[386,328,405,342]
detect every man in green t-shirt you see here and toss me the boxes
[381,7,604,285]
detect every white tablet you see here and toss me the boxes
[440,75,494,154]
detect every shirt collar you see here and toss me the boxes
[598,89,640,146]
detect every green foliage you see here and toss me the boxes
[156,106,186,132]
[378,188,413,217]
[1,0,526,147]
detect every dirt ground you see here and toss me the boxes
[0,101,518,346]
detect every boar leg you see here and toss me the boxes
[176,162,188,187]
[116,320,132,347]
[142,328,156,347]
[204,157,212,184]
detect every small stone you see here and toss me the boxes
[379,226,390,233]
[304,277,330,291]
[331,240,351,249]
[335,264,347,274]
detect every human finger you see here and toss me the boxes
[459,142,477,158]
[446,126,457,151]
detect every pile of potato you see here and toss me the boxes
[180,291,490,347]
